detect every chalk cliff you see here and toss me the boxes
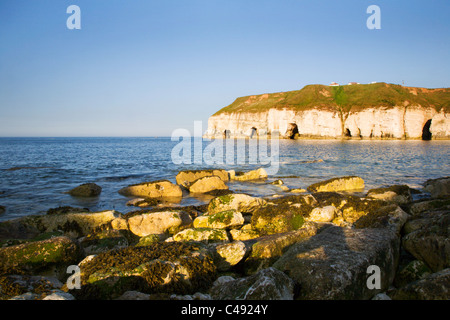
[204,83,450,139]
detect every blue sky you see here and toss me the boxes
[0,0,449,137]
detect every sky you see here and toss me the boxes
[0,0,449,137]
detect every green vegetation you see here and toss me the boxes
[213,83,450,115]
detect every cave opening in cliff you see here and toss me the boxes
[344,128,352,137]
[250,127,258,139]
[286,123,299,139]
[422,119,432,140]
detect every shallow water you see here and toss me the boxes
[0,137,448,221]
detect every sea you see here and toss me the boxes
[0,137,449,222]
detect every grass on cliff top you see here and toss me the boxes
[213,82,450,115]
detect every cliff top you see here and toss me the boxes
[213,82,450,115]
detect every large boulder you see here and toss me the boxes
[273,225,400,300]
[232,168,268,181]
[176,169,229,189]
[243,222,324,274]
[208,194,267,215]
[0,236,83,278]
[118,180,182,199]
[307,176,365,192]
[402,210,449,272]
[391,268,450,300]
[193,210,244,229]
[209,267,295,300]
[366,185,412,205]
[127,211,193,237]
[0,210,121,240]
[69,242,217,300]
[423,177,450,198]
[68,183,102,197]
[188,176,228,194]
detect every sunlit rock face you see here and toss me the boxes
[204,107,449,140]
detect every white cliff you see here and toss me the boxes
[204,84,450,140]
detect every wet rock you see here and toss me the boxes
[391,268,450,300]
[273,225,400,300]
[68,183,102,197]
[119,180,182,199]
[0,236,83,278]
[307,176,365,192]
[135,234,164,247]
[209,267,295,300]
[232,168,268,181]
[230,227,261,241]
[46,206,89,215]
[172,228,228,243]
[290,188,307,193]
[127,211,193,237]
[176,169,229,189]
[126,198,160,208]
[402,211,449,272]
[208,193,267,215]
[244,222,324,275]
[423,177,450,199]
[70,242,217,300]
[193,210,244,229]
[366,185,412,205]
[407,198,450,217]
[188,176,229,194]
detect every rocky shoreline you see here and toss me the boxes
[0,170,448,300]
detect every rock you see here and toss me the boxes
[126,198,160,208]
[209,267,295,300]
[0,236,83,277]
[0,206,5,215]
[393,259,432,288]
[0,275,63,300]
[402,211,449,272]
[305,206,338,223]
[372,293,392,300]
[307,176,365,192]
[193,210,244,229]
[188,176,229,194]
[212,241,250,271]
[423,177,450,198]
[118,180,182,199]
[42,290,76,300]
[290,188,307,193]
[39,210,121,238]
[68,183,102,197]
[80,229,129,255]
[176,169,229,189]
[270,179,284,185]
[170,292,212,300]
[172,228,229,243]
[70,242,217,300]
[251,195,317,235]
[232,168,268,181]
[273,225,400,300]
[46,206,89,215]
[407,198,450,217]
[208,193,267,215]
[135,234,164,247]
[127,211,193,237]
[244,222,324,275]
[115,291,151,300]
[111,217,128,231]
[391,268,450,300]
[230,228,261,241]
[367,185,412,205]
